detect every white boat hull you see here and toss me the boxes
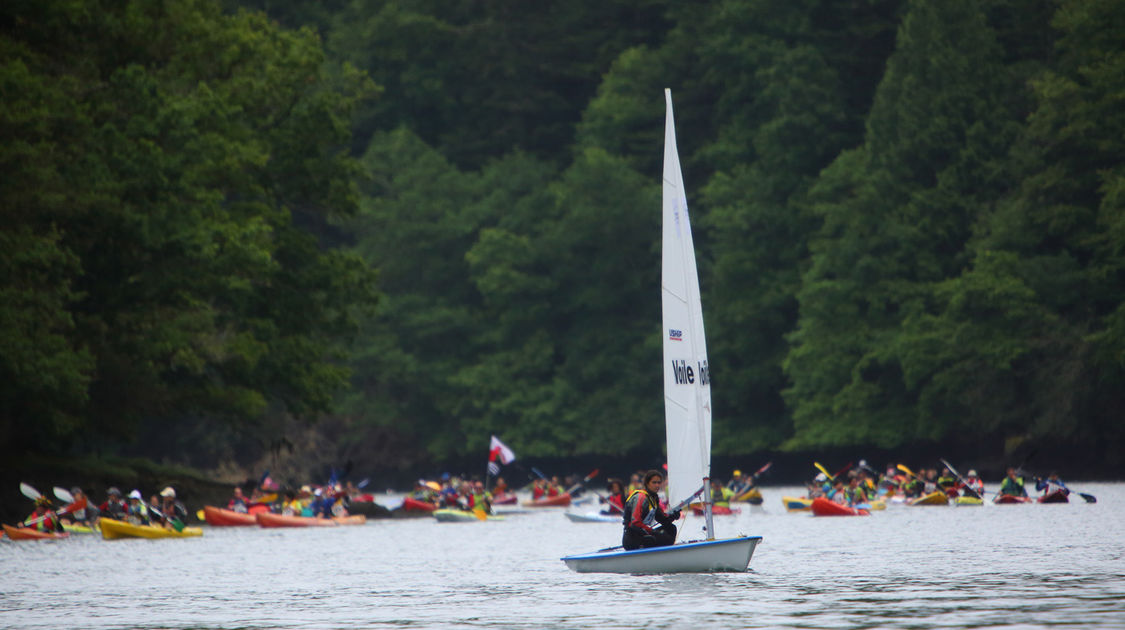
[561,536,762,573]
[564,511,620,523]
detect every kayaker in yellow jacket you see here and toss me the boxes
[710,479,734,508]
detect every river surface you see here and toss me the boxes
[2,482,1123,629]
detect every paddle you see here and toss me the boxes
[938,458,983,500]
[19,482,42,501]
[564,469,600,495]
[813,462,835,482]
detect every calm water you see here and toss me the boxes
[2,483,1123,629]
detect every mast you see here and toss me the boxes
[662,88,715,540]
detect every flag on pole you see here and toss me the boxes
[488,436,516,476]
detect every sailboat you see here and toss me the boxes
[560,89,762,573]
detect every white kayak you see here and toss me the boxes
[564,511,620,523]
[561,536,762,573]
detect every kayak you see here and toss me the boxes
[491,493,518,505]
[62,523,96,534]
[782,496,813,512]
[732,487,763,504]
[564,511,621,523]
[255,512,366,528]
[433,509,504,522]
[1038,490,1070,504]
[203,505,258,526]
[690,504,740,516]
[810,497,869,516]
[867,499,887,511]
[2,524,70,540]
[99,518,203,540]
[955,496,984,506]
[347,501,393,518]
[523,494,572,508]
[909,491,950,506]
[994,494,1032,504]
[401,497,438,513]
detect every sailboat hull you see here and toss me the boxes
[561,536,762,574]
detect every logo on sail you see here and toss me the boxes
[668,328,683,341]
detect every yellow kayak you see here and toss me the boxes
[62,523,97,534]
[733,487,763,504]
[99,518,203,540]
[867,499,887,511]
[909,491,950,506]
[955,496,984,506]
[782,496,813,512]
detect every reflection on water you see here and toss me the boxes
[1,483,1124,629]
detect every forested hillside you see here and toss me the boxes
[3,0,1122,476]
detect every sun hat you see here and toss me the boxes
[107,487,122,497]
[160,487,176,498]
[968,470,978,477]
[128,489,142,500]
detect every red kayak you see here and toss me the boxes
[690,504,741,516]
[401,497,438,513]
[523,493,572,507]
[203,506,257,526]
[994,494,1032,504]
[810,497,870,516]
[491,493,518,505]
[1038,490,1070,504]
[2,524,70,540]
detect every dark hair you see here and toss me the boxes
[643,470,664,486]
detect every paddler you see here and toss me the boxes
[469,480,491,514]
[1035,472,1069,498]
[600,479,626,515]
[960,470,985,498]
[61,487,97,527]
[621,470,681,551]
[710,478,734,508]
[24,496,64,533]
[727,470,747,496]
[999,467,1028,498]
[99,487,128,520]
[159,487,189,527]
[937,468,958,496]
[228,487,249,513]
[126,490,150,525]
[845,473,868,507]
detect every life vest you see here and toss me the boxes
[625,489,660,532]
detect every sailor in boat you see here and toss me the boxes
[622,470,682,551]
[844,473,869,507]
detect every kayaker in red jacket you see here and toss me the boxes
[621,470,680,550]
[600,479,626,515]
[24,497,64,533]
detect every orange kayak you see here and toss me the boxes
[810,497,870,516]
[523,493,572,507]
[690,504,741,516]
[2,524,70,540]
[203,506,258,526]
[255,512,366,528]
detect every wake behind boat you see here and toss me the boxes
[561,90,761,573]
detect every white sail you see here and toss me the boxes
[559,90,761,573]
[661,88,711,513]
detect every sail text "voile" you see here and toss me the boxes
[671,359,710,386]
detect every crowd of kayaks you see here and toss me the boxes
[783,487,1082,516]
